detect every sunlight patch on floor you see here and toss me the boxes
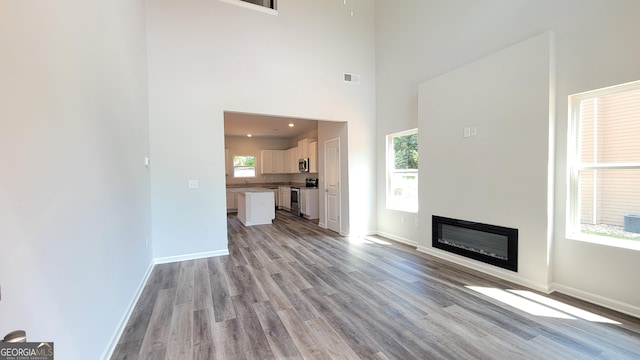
[507,290,621,324]
[466,286,574,319]
[348,235,392,245]
[466,286,621,324]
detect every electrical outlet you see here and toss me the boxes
[188,180,199,189]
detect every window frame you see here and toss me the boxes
[233,154,257,179]
[218,0,278,15]
[567,80,640,251]
[386,128,419,213]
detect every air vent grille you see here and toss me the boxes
[343,73,361,84]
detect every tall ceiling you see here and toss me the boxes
[224,111,318,139]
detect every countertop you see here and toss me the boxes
[228,187,278,193]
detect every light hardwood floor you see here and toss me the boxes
[112,210,640,359]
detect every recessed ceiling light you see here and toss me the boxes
[288,123,294,127]
[247,134,252,137]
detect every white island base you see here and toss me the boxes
[236,189,276,226]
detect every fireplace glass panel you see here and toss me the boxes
[439,224,509,260]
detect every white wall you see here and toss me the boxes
[375,0,640,316]
[0,0,152,358]
[418,32,554,290]
[146,0,377,259]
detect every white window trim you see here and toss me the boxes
[218,0,278,15]
[566,79,640,251]
[233,154,257,179]
[386,128,419,213]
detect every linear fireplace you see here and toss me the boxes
[432,215,518,272]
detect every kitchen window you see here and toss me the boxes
[233,155,256,178]
[386,128,418,213]
[567,80,640,249]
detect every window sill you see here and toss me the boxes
[566,231,640,252]
[386,204,418,214]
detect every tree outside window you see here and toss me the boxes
[234,155,256,178]
[387,129,418,212]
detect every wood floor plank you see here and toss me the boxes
[231,295,275,360]
[304,316,361,360]
[207,257,236,322]
[174,263,194,306]
[249,267,294,311]
[193,266,214,311]
[192,308,215,360]
[138,287,176,357]
[252,301,304,359]
[276,309,333,360]
[165,302,193,360]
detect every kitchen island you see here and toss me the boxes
[236,188,276,226]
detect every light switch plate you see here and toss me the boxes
[189,180,199,189]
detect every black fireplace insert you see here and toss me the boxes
[432,215,518,272]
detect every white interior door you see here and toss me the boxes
[324,138,341,233]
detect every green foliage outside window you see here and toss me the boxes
[393,134,418,170]
[234,156,255,167]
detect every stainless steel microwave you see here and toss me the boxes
[298,158,309,172]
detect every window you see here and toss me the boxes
[568,80,640,248]
[386,129,418,212]
[240,0,275,9]
[219,0,277,13]
[233,155,256,178]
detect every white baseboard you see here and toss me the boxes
[550,283,640,319]
[101,260,154,360]
[417,246,550,293]
[153,249,230,265]
[376,231,419,247]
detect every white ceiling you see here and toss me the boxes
[224,111,318,139]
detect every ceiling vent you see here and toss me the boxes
[343,73,361,84]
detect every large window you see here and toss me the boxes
[568,80,640,248]
[233,155,256,178]
[386,129,418,212]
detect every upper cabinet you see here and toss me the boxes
[260,138,317,174]
[298,138,311,159]
[261,149,285,174]
[309,141,317,173]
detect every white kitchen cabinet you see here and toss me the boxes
[309,141,317,173]
[261,149,285,174]
[261,150,273,174]
[279,186,291,210]
[226,189,237,212]
[300,188,319,219]
[286,147,298,173]
[272,150,284,173]
[298,138,312,159]
[237,190,275,226]
[283,149,291,173]
[301,190,307,215]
